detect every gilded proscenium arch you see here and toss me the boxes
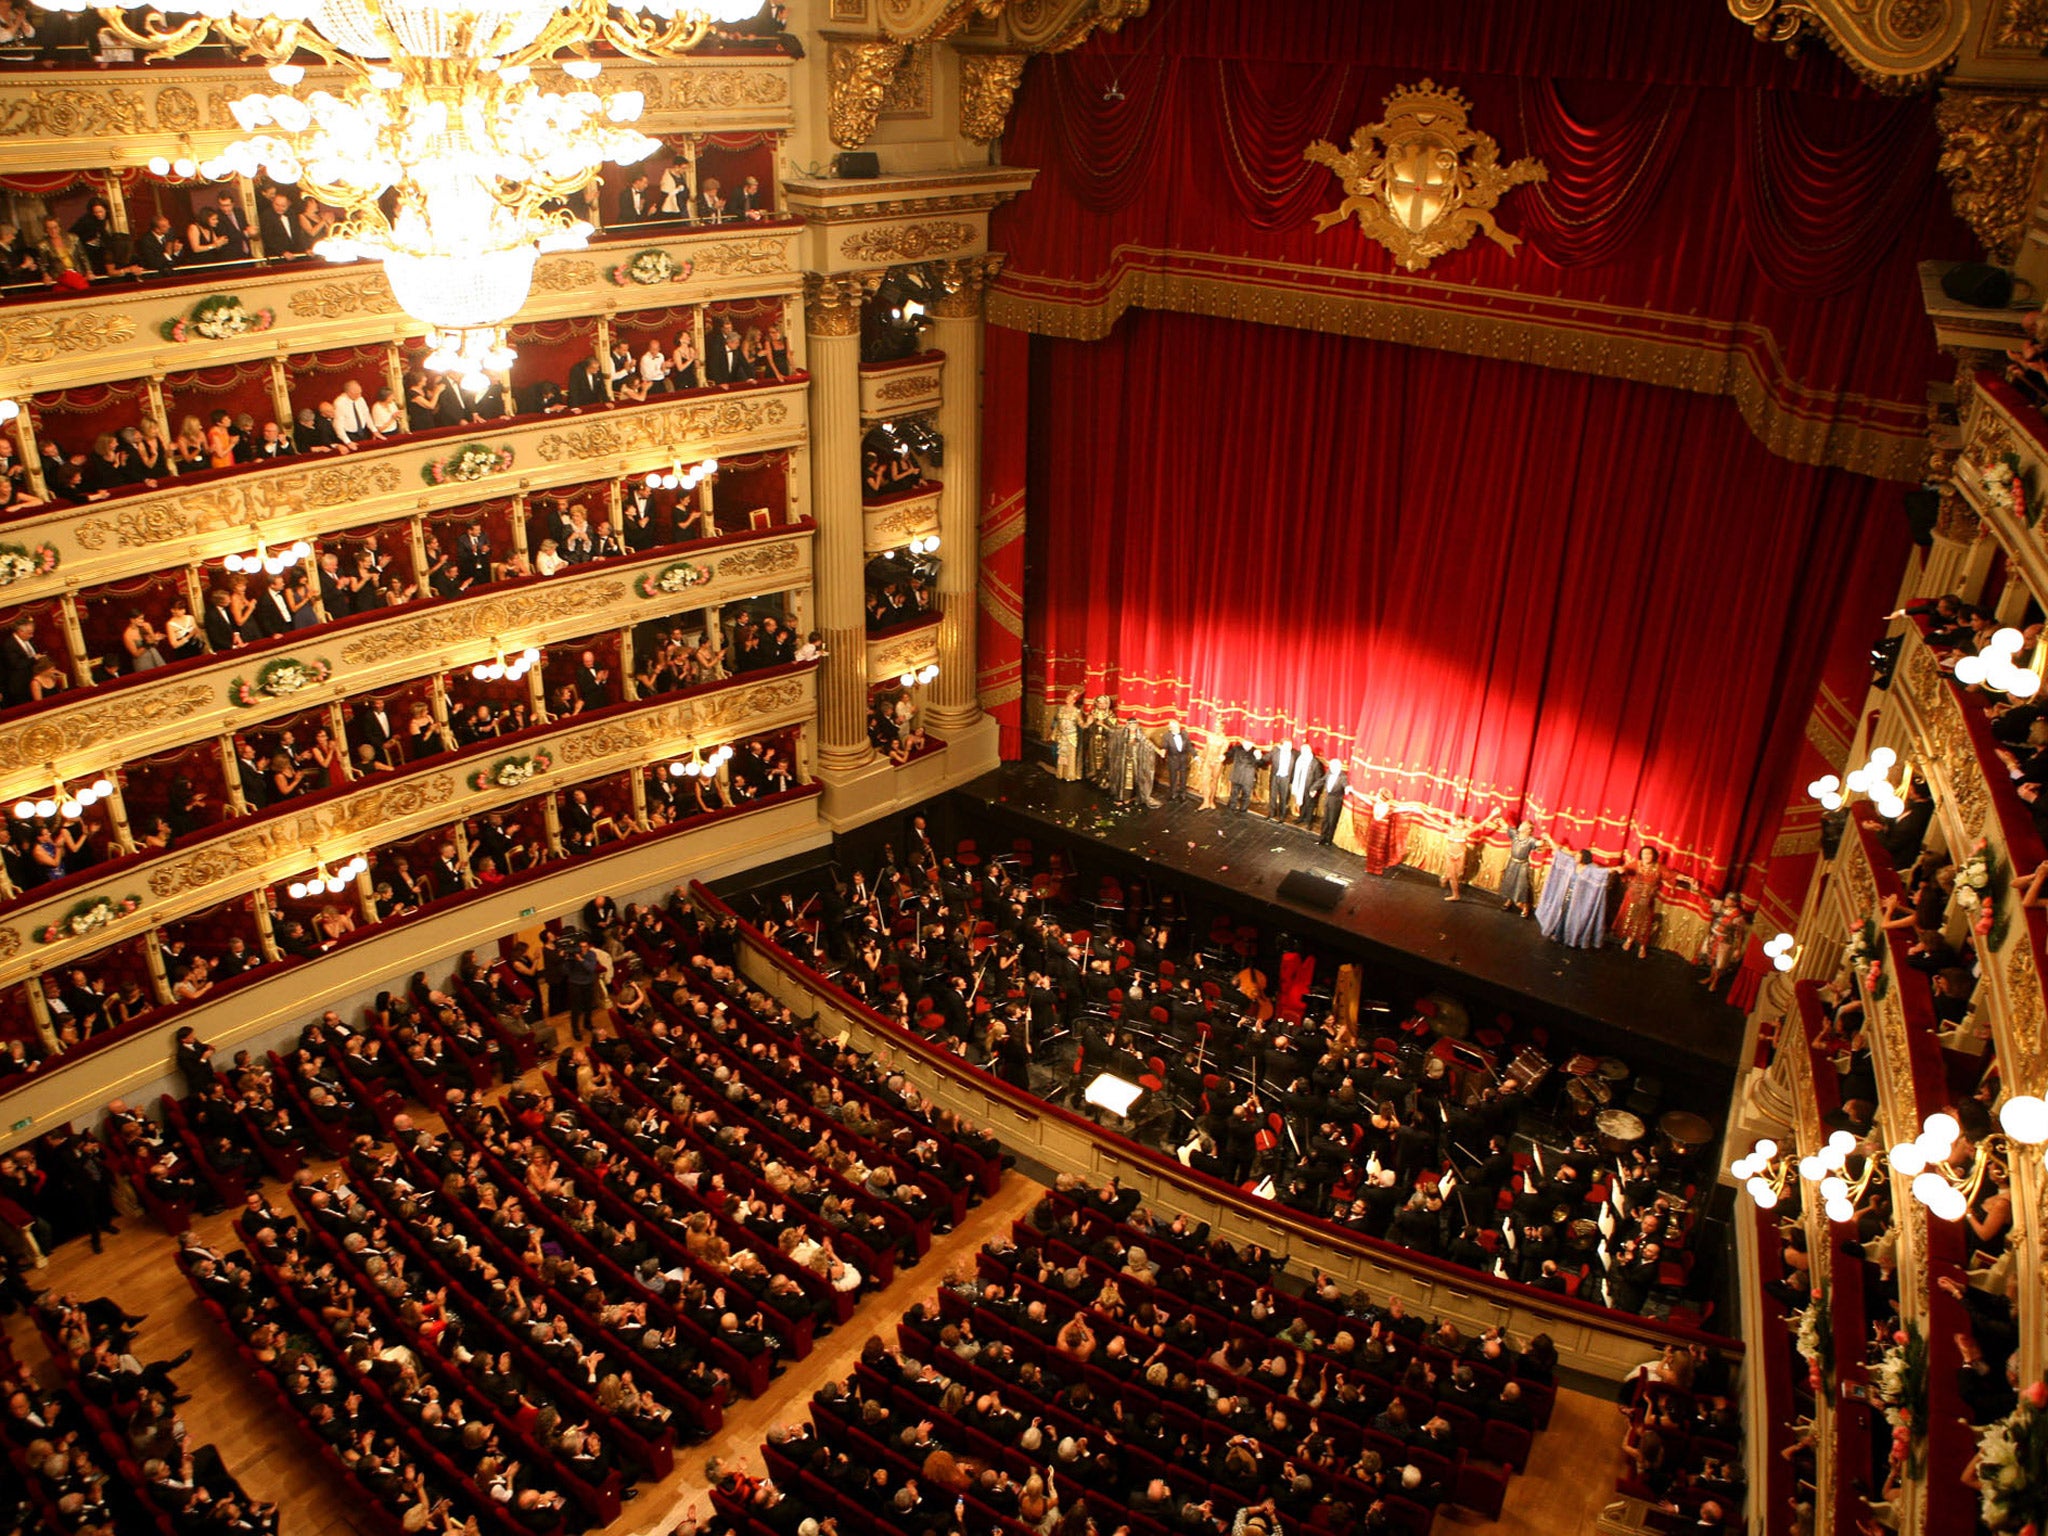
[0,383,808,607]
[987,246,1927,480]
[0,526,814,807]
[0,666,818,988]
[0,224,804,396]
[1725,0,1968,93]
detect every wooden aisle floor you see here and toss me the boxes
[3,1120,1630,1536]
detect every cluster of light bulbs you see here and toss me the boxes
[471,647,539,683]
[423,328,518,396]
[224,539,312,577]
[1954,627,2041,697]
[1732,1129,1873,1222]
[1886,1100,2048,1222]
[668,744,732,778]
[1764,932,1798,973]
[884,535,941,558]
[144,153,202,179]
[1808,746,1906,819]
[288,854,368,900]
[899,663,941,688]
[646,458,719,494]
[11,775,111,822]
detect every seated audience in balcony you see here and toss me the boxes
[863,445,921,497]
[535,537,566,576]
[734,175,769,220]
[96,229,150,280]
[34,214,89,288]
[0,222,37,284]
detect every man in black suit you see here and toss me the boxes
[455,524,494,587]
[431,842,466,899]
[1317,761,1348,846]
[1161,716,1191,802]
[315,550,358,618]
[574,650,609,710]
[233,739,269,810]
[434,375,483,427]
[256,190,296,260]
[705,320,746,384]
[255,573,296,638]
[617,172,656,223]
[566,355,609,408]
[732,175,768,220]
[135,214,181,274]
[350,698,396,764]
[202,588,241,653]
[0,616,40,706]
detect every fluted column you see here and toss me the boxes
[924,254,1003,733]
[806,270,883,771]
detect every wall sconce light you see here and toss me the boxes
[12,773,112,821]
[1889,1101,2048,1221]
[287,852,367,900]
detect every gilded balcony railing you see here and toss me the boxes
[0,521,813,803]
[0,222,805,395]
[0,661,817,988]
[0,380,807,602]
[0,56,796,171]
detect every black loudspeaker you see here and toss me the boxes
[1278,869,1349,911]
[1941,262,2016,309]
[833,151,881,179]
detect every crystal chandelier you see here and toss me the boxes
[39,0,767,360]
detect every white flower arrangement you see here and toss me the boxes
[1982,459,2019,516]
[265,662,315,695]
[0,543,56,587]
[495,759,538,788]
[68,901,114,936]
[1956,846,1993,914]
[1975,1382,2048,1532]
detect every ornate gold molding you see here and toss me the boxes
[805,270,884,337]
[1935,89,2048,265]
[0,683,212,781]
[1994,0,2048,47]
[864,0,1149,50]
[828,37,910,148]
[533,396,793,464]
[337,583,629,669]
[0,313,138,368]
[839,220,978,262]
[957,52,1028,143]
[1306,82,1547,273]
[75,462,405,551]
[930,252,1007,317]
[1725,0,1965,91]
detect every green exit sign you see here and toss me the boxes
[520,907,536,918]
[10,1117,29,1131]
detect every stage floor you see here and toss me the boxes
[953,763,1747,1094]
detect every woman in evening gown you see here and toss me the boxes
[1053,689,1084,782]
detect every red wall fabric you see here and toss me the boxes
[1026,310,1907,894]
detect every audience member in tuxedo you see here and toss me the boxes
[292,405,340,455]
[706,319,747,384]
[136,213,182,274]
[618,171,658,222]
[0,615,43,706]
[256,188,297,258]
[733,174,768,219]
[350,697,398,767]
[567,352,609,408]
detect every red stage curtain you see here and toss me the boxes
[1027,310,1907,894]
[978,322,1030,757]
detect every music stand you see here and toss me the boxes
[1083,1071,1144,1121]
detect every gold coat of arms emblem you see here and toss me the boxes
[1305,80,1548,272]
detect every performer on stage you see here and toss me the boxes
[1083,696,1117,788]
[1439,803,1500,902]
[1117,719,1161,808]
[1197,733,1229,809]
[1499,821,1544,917]
[1363,789,1398,874]
[1162,715,1192,802]
[1224,739,1262,813]
[1316,757,1348,846]
[1699,893,1750,991]
[1535,841,1575,940]
[1052,689,1085,782]
[1100,710,1132,800]
[1269,736,1296,820]
[1614,846,1664,958]
[1291,743,1323,824]
[1562,853,1613,949]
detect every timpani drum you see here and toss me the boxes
[1596,1057,1631,1089]
[1596,1108,1647,1156]
[1658,1110,1715,1162]
[1565,1075,1611,1127]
